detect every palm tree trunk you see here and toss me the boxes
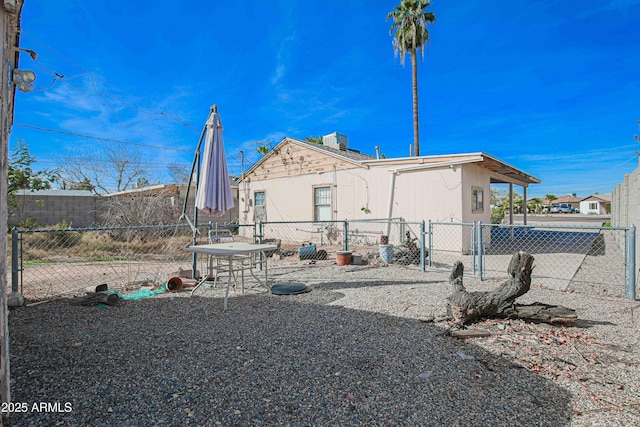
[411,50,420,156]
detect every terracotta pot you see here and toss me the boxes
[336,251,352,266]
[167,277,184,292]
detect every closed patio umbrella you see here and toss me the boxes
[181,105,235,277]
[194,105,234,216]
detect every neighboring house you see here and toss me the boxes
[238,135,540,251]
[555,195,582,211]
[9,189,97,228]
[579,194,611,215]
[543,194,582,212]
[104,179,241,225]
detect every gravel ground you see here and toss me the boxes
[6,260,640,427]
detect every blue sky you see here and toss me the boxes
[10,0,640,198]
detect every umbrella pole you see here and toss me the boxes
[181,105,220,280]
[180,113,209,280]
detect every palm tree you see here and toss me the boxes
[545,194,558,212]
[305,135,323,145]
[387,0,436,157]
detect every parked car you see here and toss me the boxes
[551,204,574,214]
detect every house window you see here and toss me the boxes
[314,186,332,221]
[254,191,265,221]
[589,202,598,210]
[472,187,484,212]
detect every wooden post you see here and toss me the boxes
[1,2,25,420]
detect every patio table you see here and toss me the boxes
[184,242,278,310]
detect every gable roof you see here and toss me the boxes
[241,137,374,179]
[241,140,540,187]
[554,195,582,204]
[297,138,376,161]
[580,194,611,203]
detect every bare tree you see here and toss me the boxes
[167,163,190,184]
[60,143,147,194]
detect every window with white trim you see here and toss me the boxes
[589,202,598,210]
[472,187,484,212]
[314,186,332,221]
[254,191,265,221]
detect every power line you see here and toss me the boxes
[20,31,199,132]
[13,123,193,153]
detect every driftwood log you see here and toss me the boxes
[447,251,577,326]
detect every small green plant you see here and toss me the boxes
[491,205,506,224]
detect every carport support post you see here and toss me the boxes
[523,186,528,225]
[629,225,636,300]
[509,183,514,225]
[477,221,484,281]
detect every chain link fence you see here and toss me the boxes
[427,221,635,300]
[9,222,256,301]
[478,223,635,299]
[10,219,635,302]
[254,219,426,269]
[428,221,476,275]
[10,219,426,302]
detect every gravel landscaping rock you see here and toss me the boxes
[6,263,640,426]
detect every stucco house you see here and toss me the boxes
[238,134,540,249]
[579,194,611,215]
[544,194,582,212]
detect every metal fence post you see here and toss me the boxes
[420,220,426,272]
[472,221,477,275]
[11,227,20,293]
[629,225,636,301]
[258,221,264,271]
[477,221,484,281]
[343,219,349,252]
[428,220,433,268]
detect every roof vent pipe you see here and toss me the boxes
[375,146,380,160]
[409,144,412,157]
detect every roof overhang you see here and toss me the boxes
[479,153,541,186]
[366,152,540,187]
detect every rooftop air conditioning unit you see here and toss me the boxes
[322,132,348,150]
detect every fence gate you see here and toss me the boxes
[428,221,476,275]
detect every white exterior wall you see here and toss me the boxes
[579,199,606,215]
[461,164,492,224]
[243,165,467,225]
[241,162,502,252]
